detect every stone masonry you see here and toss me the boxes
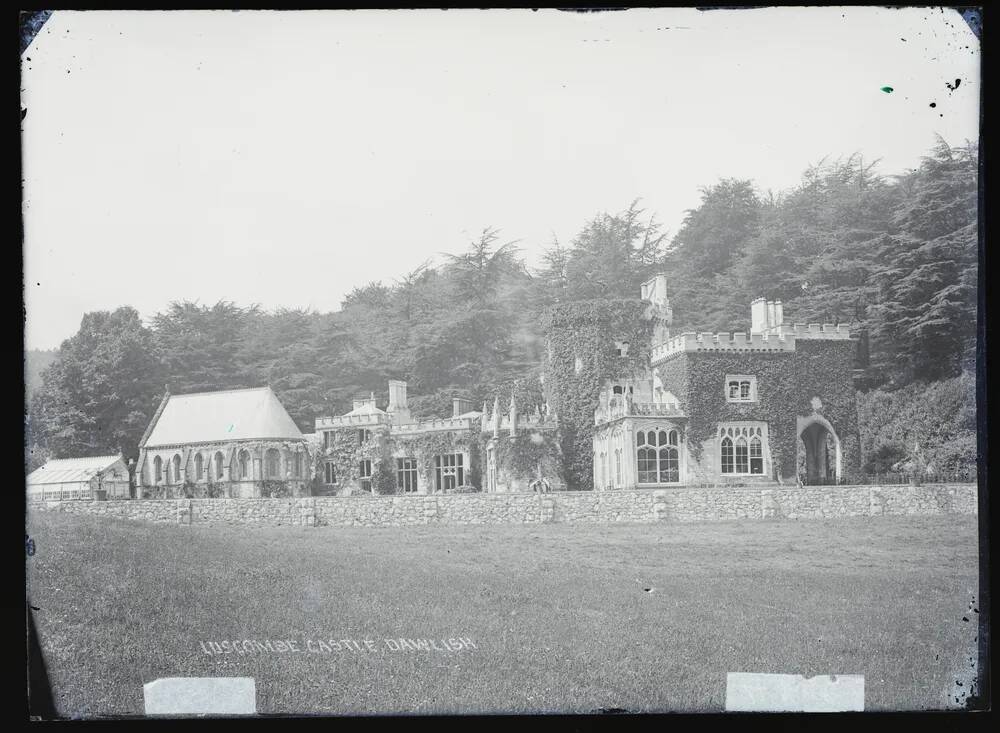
[30,483,977,528]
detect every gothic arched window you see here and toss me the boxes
[637,429,680,483]
[721,437,735,474]
[214,451,225,480]
[238,450,251,479]
[749,436,764,474]
[265,449,281,479]
[171,454,181,484]
[153,456,162,484]
[735,437,749,473]
[194,453,204,481]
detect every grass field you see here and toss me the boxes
[26,511,981,717]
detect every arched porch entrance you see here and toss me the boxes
[797,415,842,485]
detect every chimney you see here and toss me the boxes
[766,300,776,330]
[452,397,473,418]
[750,298,768,333]
[773,300,784,329]
[353,396,377,412]
[388,380,408,411]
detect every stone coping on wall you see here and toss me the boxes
[29,483,977,527]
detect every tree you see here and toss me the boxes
[29,307,165,462]
[562,200,668,301]
[868,139,978,383]
[151,300,259,394]
[665,180,762,330]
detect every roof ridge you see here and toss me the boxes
[171,386,271,398]
[45,454,121,462]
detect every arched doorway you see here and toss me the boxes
[797,415,842,485]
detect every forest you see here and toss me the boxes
[25,138,979,478]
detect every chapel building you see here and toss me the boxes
[136,386,311,498]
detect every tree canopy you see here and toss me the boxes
[27,139,978,475]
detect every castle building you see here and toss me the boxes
[313,380,560,496]
[590,275,860,489]
[136,386,311,498]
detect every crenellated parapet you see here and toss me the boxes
[650,323,852,363]
[763,323,853,340]
[594,396,686,426]
[315,413,392,429]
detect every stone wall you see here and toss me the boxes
[29,484,978,528]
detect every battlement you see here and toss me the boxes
[393,416,480,435]
[650,323,852,362]
[316,413,392,429]
[651,331,797,362]
[595,398,685,426]
[765,323,852,340]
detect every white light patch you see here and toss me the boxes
[725,673,864,712]
[144,677,256,716]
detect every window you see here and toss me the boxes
[323,431,332,450]
[636,429,680,484]
[153,456,162,484]
[719,425,766,475]
[171,455,181,484]
[238,450,251,479]
[358,429,371,445]
[721,438,734,473]
[749,436,764,474]
[265,449,281,479]
[359,459,373,492]
[614,341,630,357]
[324,462,337,485]
[194,453,204,481]
[615,449,622,486]
[725,375,757,402]
[214,452,225,481]
[735,437,749,473]
[293,452,303,478]
[397,458,418,493]
[434,454,463,492]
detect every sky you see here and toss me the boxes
[21,7,980,351]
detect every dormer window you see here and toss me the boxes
[725,375,757,403]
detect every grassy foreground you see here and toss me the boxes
[26,511,980,717]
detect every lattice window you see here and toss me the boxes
[725,375,757,403]
[636,429,680,483]
[719,425,766,475]
[397,458,418,493]
[434,454,463,492]
[359,459,373,492]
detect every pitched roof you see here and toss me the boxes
[143,387,304,447]
[27,455,125,486]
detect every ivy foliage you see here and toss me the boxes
[492,430,563,482]
[543,299,656,490]
[668,340,861,482]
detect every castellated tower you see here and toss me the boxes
[640,274,673,346]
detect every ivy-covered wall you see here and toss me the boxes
[543,299,658,490]
[315,426,482,495]
[489,429,564,490]
[656,339,860,482]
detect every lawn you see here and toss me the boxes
[25,510,981,717]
